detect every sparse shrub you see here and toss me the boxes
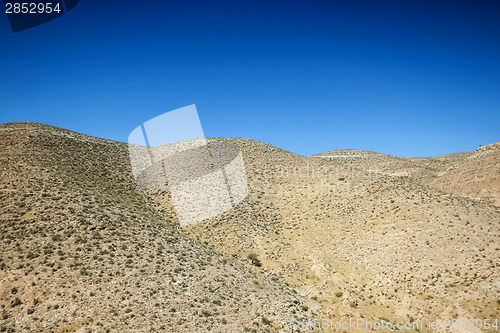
[247,253,261,267]
[11,297,22,307]
[335,292,343,297]
[26,252,38,259]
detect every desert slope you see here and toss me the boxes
[0,122,308,333]
[1,122,498,333]
[182,138,500,330]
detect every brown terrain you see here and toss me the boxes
[1,122,499,332]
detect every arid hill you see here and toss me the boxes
[1,122,499,333]
[0,122,308,333]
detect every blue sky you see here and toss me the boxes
[0,0,499,157]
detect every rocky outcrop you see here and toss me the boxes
[477,141,500,151]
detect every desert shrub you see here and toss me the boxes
[247,253,261,267]
[11,297,21,307]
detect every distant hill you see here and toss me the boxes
[429,142,500,206]
[313,146,500,206]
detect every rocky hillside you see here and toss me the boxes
[0,122,308,333]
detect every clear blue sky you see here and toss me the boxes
[0,0,499,157]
